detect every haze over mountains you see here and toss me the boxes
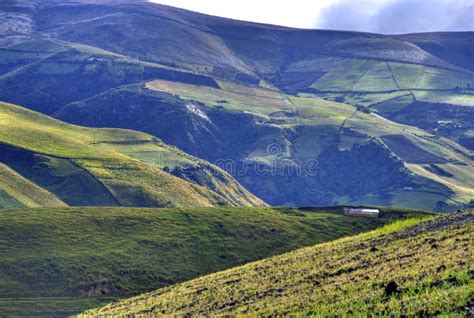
[1,0,473,211]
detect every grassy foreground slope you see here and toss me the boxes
[0,101,264,207]
[83,211,473,317]
[0,206,414,316]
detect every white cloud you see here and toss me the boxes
[149,0,474,33]
[315,0,474,34]
[149,0,338,29]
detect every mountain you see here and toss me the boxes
[1,1,472,317]
[0,0,473,210]
[0,206,420,316]
[81,210,473,317]
[0,101,264,207]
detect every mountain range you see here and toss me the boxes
[0,1,473,316]
[1,0,473,211]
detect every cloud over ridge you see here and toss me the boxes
[314,0,474,34]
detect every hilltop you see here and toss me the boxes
[82,210,473,317]
[0,206,421,316]
[0,101,264,207]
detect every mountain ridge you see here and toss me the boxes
[0,0,472,210]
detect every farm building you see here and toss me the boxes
[343,207,381,218]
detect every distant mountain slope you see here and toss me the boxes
[0,102,265,207]
[55,79,474,210]
[0,206,413,316]
[1,1,472,81]
[399,32,474,72]
[0,0,472,210]
[82,211,473,317]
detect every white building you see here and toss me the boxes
[343,207,381,218]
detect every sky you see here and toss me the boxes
[149,0,474,34]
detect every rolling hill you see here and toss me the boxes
[0,206,420,316]
[81,210,473,317]
[0,0,472,210]
[56,79,474,210]
[0,1,472,317]
[0,101,264,207]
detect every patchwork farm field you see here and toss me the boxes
[381,135,447,164]
[145,78,474,210]
[305,58,474,92]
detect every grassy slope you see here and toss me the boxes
[83,211,473,317]
[308,58,474,154]
[0,38,214,115]
[293,55,474,151]
[0,206,414,316]
[0,101,264,207]
[146,79,474,208]
[297,58,474,92]
[0,163,67,208]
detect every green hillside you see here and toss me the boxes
[140,79,474,210]
[307,58,474,152]
[0,24,472,211]
[298,58,474,92]
[0,38,217,115]
[0,101,264,207]
[2,38,470,210]
[54,79,474,210]
[0,163,67,208]
[0,2,472,317]
[82,211,472,317]
[0,206,421,316]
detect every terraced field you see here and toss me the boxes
[82,211,473,317]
